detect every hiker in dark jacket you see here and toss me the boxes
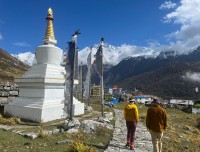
[124,98,139,150]
[146,99,167,152]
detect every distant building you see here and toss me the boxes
[135,95,152,104]
[192,107,200,114]
[121,90,126,94]
[91,85,101,98]
[104,86,113,101]
[91,85,113,101]
[169,99,194,106]
[104,94,113,101]
[104,87,113,94]
[112,86,122,96]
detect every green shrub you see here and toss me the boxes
[0,114,3,120]
[0,115,21,125]
[38,123,49,139]
[194,104,200,108]
[68,132,95,152]
[7,117,17,125]
[13,117,21,123]
[196,118,200,129]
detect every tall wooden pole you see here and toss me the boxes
[80,62,83,102]
[88,47,92,106]
[100,39,104,117]
[69,41,76,121]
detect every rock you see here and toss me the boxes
[85,106,93,111]
[4,86,10,91]
[24,133,39,139]
[67,128,79,134]
[63,118,81,130]
[81,120,97,133]
[92,143,107,149]
[0,97,9,105]
[0,92,9,97]
[10,84,19,91]
[52,129,60,134]
[81,120,113,133]
[97,116,110,123]
[1,125,13,131]
[0,86,4,90]
[56,139,72,144]
[104,112,114,120]
[9,91,18,96]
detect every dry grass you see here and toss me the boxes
[0,114,21,125]
[163,108,200,151]
[1,101,199,151]
[67,132,96,152]
[0,100,113,152]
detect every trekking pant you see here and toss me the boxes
[126,121,137,145]
[149,130,163,152]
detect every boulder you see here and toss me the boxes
[63,118,81,130]
[81,120,113,133]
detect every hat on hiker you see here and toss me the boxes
[152,99,160,104]
[129,98,136,103]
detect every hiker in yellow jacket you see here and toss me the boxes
[124,98,139,150]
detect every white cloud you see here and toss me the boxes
[0,33,3,40]
[161,0,200,51]
[164,0,200,24]
[78,44,156,66]
[182,72,200,82]
[159,1,177,10]
[12,42,31,47]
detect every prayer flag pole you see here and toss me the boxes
[68,29,81,120]
[95,38,104,117]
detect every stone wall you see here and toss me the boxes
[0,82,19,105]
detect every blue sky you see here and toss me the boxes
[1,0,200,56]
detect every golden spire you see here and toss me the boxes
[43,8,57,45]
[48,8,53,15]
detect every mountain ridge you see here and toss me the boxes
[0,48,29,83]
[2,45,200,99]
[104,47,200,99]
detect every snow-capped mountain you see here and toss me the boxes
[12,44,200,67]
[13,44,157,66]
[103,46,200,99]
[78,44,156,66]
[157,50,176,59]
[12,52,36,66]
[3,44,200,99]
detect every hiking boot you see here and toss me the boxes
[125,143,129,147]
[130,144,134,150]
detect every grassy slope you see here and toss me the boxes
[0,101,114,152]
[0,48,29,83]
[0,101,200,151]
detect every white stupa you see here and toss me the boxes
[4,8,66,122]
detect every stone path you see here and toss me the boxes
[104,109,153,152]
